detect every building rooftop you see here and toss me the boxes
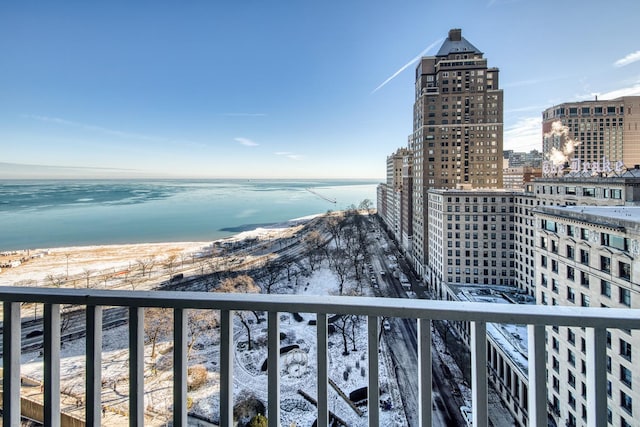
[436,28,483,57]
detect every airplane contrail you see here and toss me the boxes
[371,38,444,94]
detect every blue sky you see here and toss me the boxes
[1,1,639,179]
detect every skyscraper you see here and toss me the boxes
[410,28,504,275]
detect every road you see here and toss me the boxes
[369,221,467,427]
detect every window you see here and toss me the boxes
[580,271,589,288]
[552,356,560,372]
[551,259,558,273]
[567,266,575,281]
[619,261,631,281]
[601,256,611,273]
[581,294,590,307]
[566,245,575,259]
[567,287,575,303]
[552,279,559,293]
[620,288,631,307]
[551,240,558,253]
[580,228,590,240]
[583,188,596,197]
[621,391,632,414]
[568,371,576,388]
[540,255,547,268]
[620,339,632,361]
[567,224,575,236]
[568,392,576,409]
[568,349,576,366]
[543,219,557,232]
[601,280,611,297]
[552,375,560,391]
[621,365,632,387]
[568,329,576,344]
[580,249,589,265]
[540,236,547,249]
[602,233,628,251]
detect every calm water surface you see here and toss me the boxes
[0,179,378,250]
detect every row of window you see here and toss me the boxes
[540,270,631,307]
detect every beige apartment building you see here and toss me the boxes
[535,205,640,427]
[542,96,640,169]
[410,28,504,275]
[427,188,516,297]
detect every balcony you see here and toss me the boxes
[2,285,639,427]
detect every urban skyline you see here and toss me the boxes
[2,1,640,179]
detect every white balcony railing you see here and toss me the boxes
[2,285,639,427]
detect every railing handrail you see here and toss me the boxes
[1,286,638,329]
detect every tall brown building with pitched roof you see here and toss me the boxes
[410,28,504,275]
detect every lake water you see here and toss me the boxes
[0,179,379,250]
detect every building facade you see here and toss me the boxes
[542,97,640,169]
[410,28,503,276]
[535,205,640,427]
[427,189,516,297]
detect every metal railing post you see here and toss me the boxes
[86,305,103,425]
[129,307,144,426]
[174,308,188,426]
[368,315,380,426]
[471,320,487,427]
[220,309,234,427]
[44,303,61,427]
[586,327,607,427]
[418,317,432,427]
[317,312,329,427]
[527,324,547,427]
[3,302,21,427]
[267,311,280,427]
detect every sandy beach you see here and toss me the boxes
[0,218,314,288]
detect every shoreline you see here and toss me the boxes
[0,215,321,287]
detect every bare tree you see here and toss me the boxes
[136,257,156,278]
[186,310,219,360]
[331,315,354,355]
[261,260,284,294]
[83,269,93,288]
[359,198,373,214]
[144,307,173,368]
[164,255,178,279]
[214,275,260,350]
[328,248,351,295]
[303,230,325,272]
[324,214,345,248]
[46,274,66,288]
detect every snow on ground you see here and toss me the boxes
[11,216,403,426]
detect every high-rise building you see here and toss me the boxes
[410,28,503,275]
[382,148,411,241]
[542,97,640,169]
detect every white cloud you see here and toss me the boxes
[504,116,542,152]
[24,114,204,148]
[371,38,444,94]
[26,115,159,142]
[592,80,640,100]
[275,151,303,160]
[614,50,640,68]
[234,137,259,147]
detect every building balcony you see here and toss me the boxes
[1,285,639,427]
